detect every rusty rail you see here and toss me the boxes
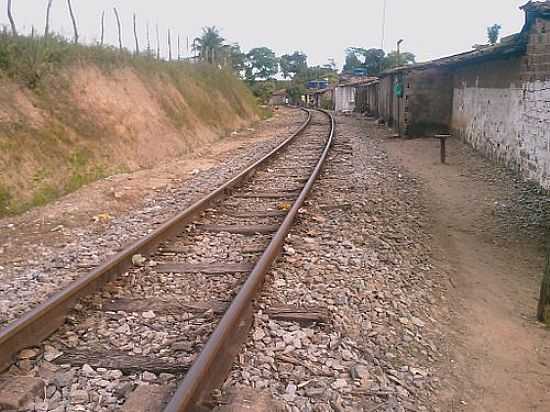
[0,110,313,373]
[164,109,335,411]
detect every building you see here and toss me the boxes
[361,1,550,189]
[334,78,377,112]
[268,89,288,106]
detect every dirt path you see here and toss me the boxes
[381,132,550,411]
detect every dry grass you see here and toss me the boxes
[0,32,259,217]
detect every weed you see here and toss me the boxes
[0,185,12,216]
[30,184,59,208]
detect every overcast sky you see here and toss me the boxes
[0,0,528,67]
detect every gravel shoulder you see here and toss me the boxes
[220,114,448,411]
[0,108,306,326]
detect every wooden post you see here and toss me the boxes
[133,13,139,55]
[177,33,181,61]
[168,29,172,61]
[156,24,160,59]
[113,8,123,51]
[538,251,550,322]
[67,0,79,44]
[45,0,54,38]
[146,22,151,55]
[435,134,450,164]
[100,11,105,46]
[7,0,17,36]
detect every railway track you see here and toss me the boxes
[0,108,335,411]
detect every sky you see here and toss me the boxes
[0,0,529,68]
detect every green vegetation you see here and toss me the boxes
[0,185,12,215]
[343,47,416,75]
[488,24,502,45]
[0,30,259,217]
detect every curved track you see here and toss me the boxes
[0,108,335,411]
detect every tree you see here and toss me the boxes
[280,51,308,79]
[193,26,225,64]
[343,47,386,75]
[362,48,386,75]
[488,24,502,45]
[343,49,363,73]
[383,51,416,70]
[245,47,278,81]
[227,43,246,74]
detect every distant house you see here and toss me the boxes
[334,78,377,112]
[269,89,288,106]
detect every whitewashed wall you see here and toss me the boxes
[452,80,550,189]
[335,87,356,112]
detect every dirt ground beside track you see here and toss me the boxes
[379,126,550,412]
[0,108,295,268]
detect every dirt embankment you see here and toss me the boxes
[0,62,259,216]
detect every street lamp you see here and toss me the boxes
[396,39,404,68]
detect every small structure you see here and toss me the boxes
[306,87,334,109]
[269,89,288,106]
[334,78,377,112]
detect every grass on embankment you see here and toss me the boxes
[0,30,261,217]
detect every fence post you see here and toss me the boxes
[156,24,160,59]
[67,0,79,44]
[100,11,105,46]
[146,22,151,55]
[45,0,54,38]
[7,0,17,36]
[113,8,123,51]
[133,13,140,55]
[168,29,172,61]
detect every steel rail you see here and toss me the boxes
[0,110,313,373]
[164,109,335,411]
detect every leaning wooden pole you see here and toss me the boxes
[146,22,151,55]
[67,0,79,44]
[45,0,54,38]
[168,29,172,61]
[156,24,160,60]
[100,11,105,46]
[113,8,123,51]
[7,0,17,36]
[133,13,140,55]
[537,249,550,322]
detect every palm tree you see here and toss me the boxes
[192,26,225,64]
